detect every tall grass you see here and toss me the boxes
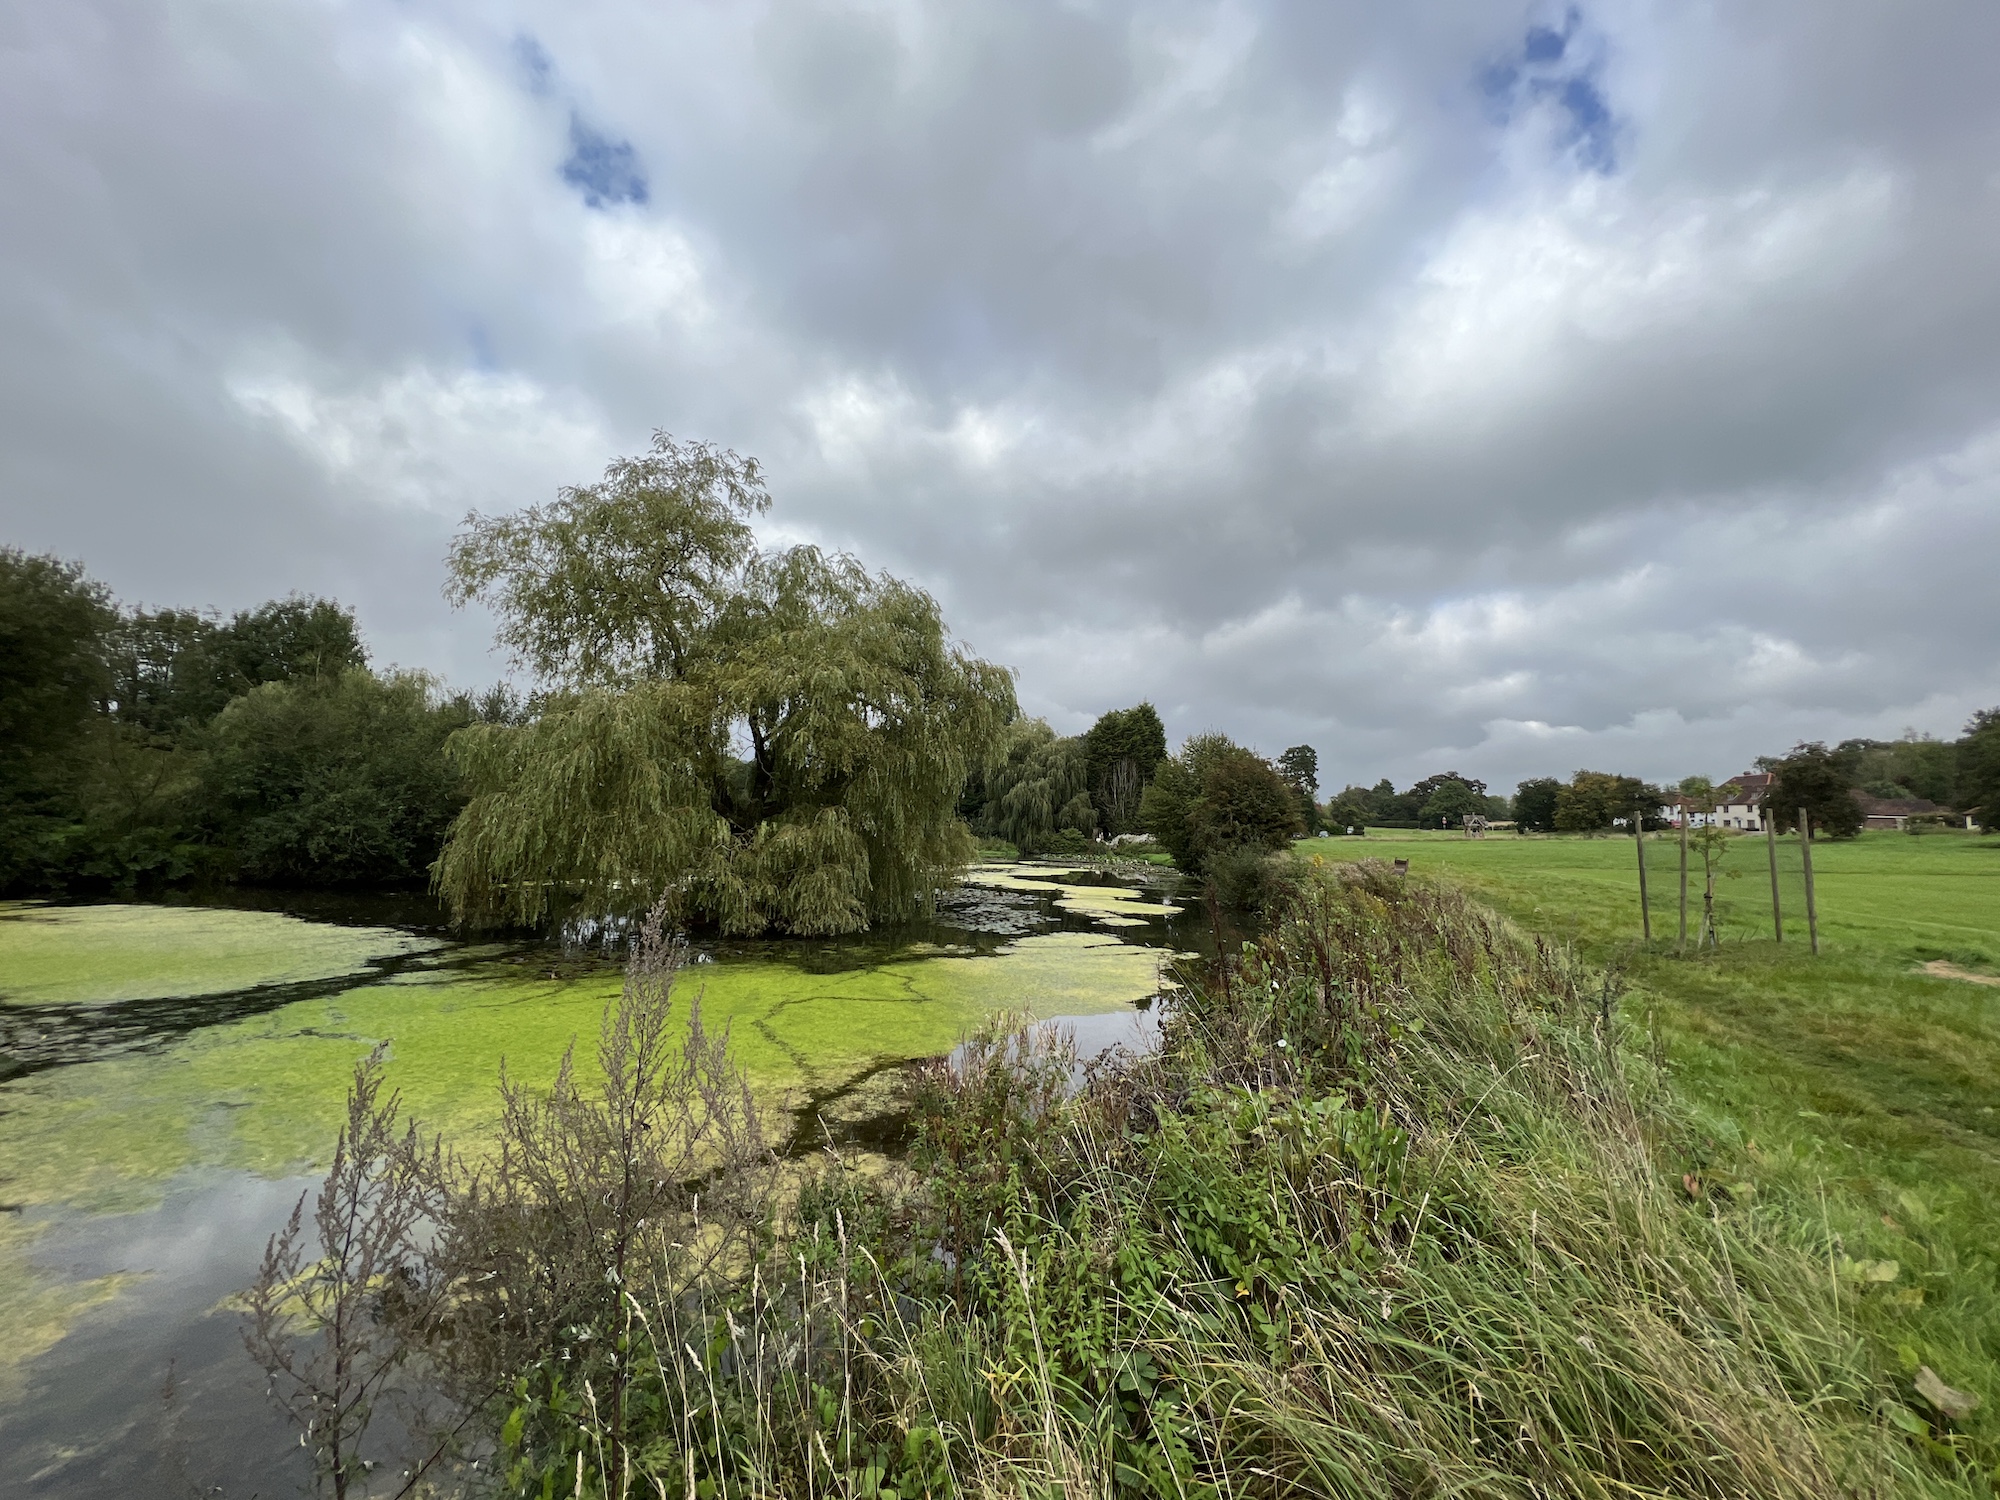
[257,862,1986,1496]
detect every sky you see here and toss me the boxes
[4,1,1998,793]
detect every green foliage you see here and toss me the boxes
[978,719,1096,856]
[445,432,768,687]
[0,549,116,891]
[1276,744,1319,795]
[1553,767,1661,832]
[1277,744,1321,832]
[108,597,364,737]
[1083,703,1167,835]
[1761,741,1866,839]
[1140,733,1300,873]
[1959,708,2000,831]
[1416,776,1485,828]
[1322,794,1368,834]
[196,670,473,886]
[1837,732,1960,807]
[438,439,1016,932]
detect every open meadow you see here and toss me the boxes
[1300,827,2000,1473]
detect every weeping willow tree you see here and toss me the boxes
[433,434,1016,933]
[976,718,1096,855]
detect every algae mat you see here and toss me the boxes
[0,902,437,1006]
[0,888,1182,1418]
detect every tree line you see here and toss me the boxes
[7,431,1995,921]
[0,548,505,896]
[1326,723,2000,845]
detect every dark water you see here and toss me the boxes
[0,863,1203,1498]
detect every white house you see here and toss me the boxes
[1667,771,1772,832]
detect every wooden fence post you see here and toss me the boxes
[1678,820,1689,949]
[1636,814,1650,942]
[1766,816,1783,943]
[1800,808,1819,955]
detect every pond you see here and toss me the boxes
[0,863,1203,1498]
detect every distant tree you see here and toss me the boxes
[1082,703,1167,835]
[1277,745,1319,795]
[978,719,1097,855]
[1141,734,1300,872]
[107,608,226,736]
[435,434,1015,932]
[109,598,365,738]
[1957,709,2000,831]
[1322,793,1368,834]
[1419,778,1486,829]
[1513,779,1561,833]
[1187,752,1304,868]
[1405,772,1485,829]
[213,597,366,692]
[1277,744,1321,833]
[197,670,474,887]
[0,550,115,891]
[1758,742,1864,839]
[1553,770,1660,834]
[1841,732,1959,806]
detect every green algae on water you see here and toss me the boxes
[0,902,437,1006]
[0,900,1184,1392]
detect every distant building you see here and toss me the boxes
[1851,793,1970,831]
[1667,772,1771,832]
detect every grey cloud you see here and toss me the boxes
[2,0,1997,791]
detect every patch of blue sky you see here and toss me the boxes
[1478,7,1617,175]
[1522,21,1570,64]
[562,115,649,209]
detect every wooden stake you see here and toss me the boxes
[1636,814,1650,942]
[1800,808,1819,955]
[1678,820,1689,949]
[1766,815,1783,943]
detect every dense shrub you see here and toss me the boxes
[1140,733,1301,873]
[196,670,473,886]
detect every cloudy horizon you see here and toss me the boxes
[4,1,1997,794]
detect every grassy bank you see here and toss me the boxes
[1298,829,2000,1484]
[282,858,1991,1496]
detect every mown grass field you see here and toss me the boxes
[1298,827,2000,1469]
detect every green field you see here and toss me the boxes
[1299,827,2000,1462]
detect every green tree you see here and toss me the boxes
[1405,772,1486,828]
[978,719,1096,855]
[1140,734,1300,873]
[1082,702,1167,835]
[0,549,115,890]
[1758,742,1864,839]
[108,597,365,738]
[435,434,1016,932]
[1322,793,1367,834]
[1513,778,1562,833]
[1839,732,1958,806]
[1277,744,1321,832]
[1553,770,1659,834]
[1960,709,2000,832]
[1419,778,1487,828]
[197,670,474,887]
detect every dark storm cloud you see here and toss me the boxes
[2,0,1997,791]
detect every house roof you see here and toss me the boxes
[1853,793,1953,818]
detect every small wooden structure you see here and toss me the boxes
[1461,814,1488,839]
